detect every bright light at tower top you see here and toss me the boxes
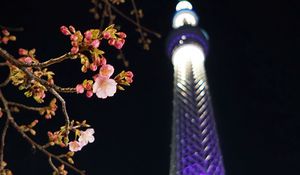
[173,0,198,29]
[176,0,193,11]
[172,43,205,66]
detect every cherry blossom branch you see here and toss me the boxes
[0,89,86,175]
[0,117,9,171]
[0,47,71,133]
[0,47,76,92]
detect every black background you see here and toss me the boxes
[0,0,299,175]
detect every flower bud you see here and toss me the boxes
[68,25,76,33]
[76,84,84,94]
[102,31,111,39]
[117,32,127,38]
[89,63,98,71]
[60,26,71,35]
[86,90,93,98]
[91,39,100,48]
[71,47,79,54]
[18,48,28,55]
[114,39,125,49]
[108,38,116,46]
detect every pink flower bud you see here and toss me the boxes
[71,47,79,54]
[102,31,111,39]
[18,48,28,56]
[60,26,71,35]
[86,90,93,98]
[76,84,84,94]
[114,39,125,49]
[2,29,9,36]
[117,32,127,38]
[71,41,78,47]
[94,57,101,66]
[24,57,33,63]
[69,25,76,33]
[81,65,88,73]
[108,39,116,46]
[91,39,100,48]
[1,37,9,44]
[70,34,78,41]
[84,31,92,40]
[100,57,107,66]
[125,71,134,79]
[89,63,98,71]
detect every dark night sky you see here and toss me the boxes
[0,0,299,175]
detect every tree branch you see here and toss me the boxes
[8,101,44,112]
[0,89,85,175]
[0,117,9,171]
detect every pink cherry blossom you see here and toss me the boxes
[93,76,117,99]
[76,84,84,94]
[100,64,114,78]
[69,141,83,152]
[79,128,95,146]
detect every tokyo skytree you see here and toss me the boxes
[167,1,225,175]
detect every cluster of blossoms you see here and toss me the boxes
[69,128,95,152]
[76,64,134,99]
[47,120,94,153]
[0,25,134,174]
[0,29,16,44]
[9,48,55,103]
[59,25,133,99]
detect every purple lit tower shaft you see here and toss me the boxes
[168,1,225,175]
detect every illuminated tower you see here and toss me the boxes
[167,1,225,175]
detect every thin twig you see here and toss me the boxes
[0,117,9,171]
[130,0,144,39]
[0,62,8,66]
[7,102,44,112]
[48,157,59,173]
[0,25,24,32]
[0,89,85,175]
[102,0,161,38]
[48,88,70,134]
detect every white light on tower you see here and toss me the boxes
[173,0,198,29]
